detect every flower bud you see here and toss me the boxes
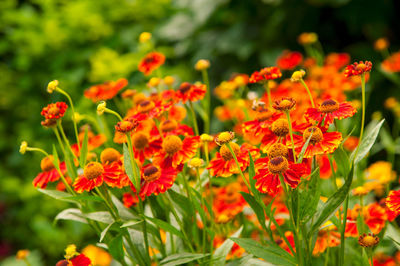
[97,101,106,115]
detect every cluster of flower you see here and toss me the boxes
[19,32,400,265]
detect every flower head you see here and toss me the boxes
[358,233,379,248]
[344,61,372,78]
[175,82,206,103]
[254,156,309,195]
[97,101,107,115]
[84,79,128,102]
[249,67,282,83]
[195,59,210,71]
[19,141,28,154]
[139,164,177,197]
[188,158,204,168]
[47,80,59,93]
[298,32,318,45]
[115,119,139,133]
[73,162,120,193]
[215,131,235,146]
[374,38,389,51]
[139,32,152,43]
[138,52,165,76]
[305,99,356,126]
[33,156,67,188]
[277,51,303,70]
[273,97,296,112]
[290,69,306,82]
[41,102,68,120]
[16,250,29,260]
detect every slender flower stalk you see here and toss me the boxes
[226,142,251,191]
[188,101,199,136]
[201,69,211,134]
[264,82,272,108]
[50,83,81,153]
[285,111,297,163]
[299,79,315,108]
[353,73,366,159]
[57,120,79,163]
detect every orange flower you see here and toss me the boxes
[207,143,259,177]
[386,190,400,213]
[277,51,303,70]
[175,82,207,103]
[313,229,340,255]
[242,108,282,139]
[84,78,128,102]
[373,253,396,266]
[130,99,172,121]
[382,51,400,73]
[324,53,350,70]
[138,52,165,75]
[345,203,387,236]
[123,192,139,208]
[41,102,68,120]
[73,162,120,193]
[343,136,359,151]
[139,163,177,197]
[115,119,139,133]
[293,126,342,158]
[344,61,372,77]
[213,182,247,219]
[249,67,282,83]
[130,130,162,164]
[305,99,356,126]
[253,156,309,195]
[153,135,200,168]
[33,156,67,188]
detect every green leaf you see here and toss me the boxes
[55,208,87,223]
[299,166,320,223]
[111,194,137,220]
[100,222,116,242]
[120,220,143,228]
[248,152,260,199]
[297,131,313,163]
[230,238,296,266]
[37,189,75,203]
[79,126,89,167]
[351,119,385,164]
[240,192,267,231]
[308,165,354,237]
[145,216,184,238]
[160,253,209,266]
[333,147,350,177]
[168,189,194,217]
[108,234,124,261]
[62,195,104,202]
[64,145,77,179]
[80,211,114,223]
[213,226,243,265]
[123,143,138,190]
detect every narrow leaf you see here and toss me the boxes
[213,226,243,265]
[123,143,138,190]
[79,127,89,167]
[145,216,184,238]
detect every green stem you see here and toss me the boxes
[53,128,65,154]
[226,143,251,192]
[95,187,118,220]
[196,169,207,254]
[104,108,124,122]
[56,121,79,163]
[285,111,297,163]
[264,82,272,108]
[188,101,199,136]
[353,73,366,160]
[138,197,150,262]
[165,192,196,253]
[26,147,49,157]
[125,133,141,191]
[56,88,80,153]
[202,69,211,134]
[339,196,349,266]
[300,79,315,108]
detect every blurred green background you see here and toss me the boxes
[1,0,399,263]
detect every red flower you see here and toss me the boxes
[386,190,400,213]
[344,61,372,77]
[324,53,350,70]
[153,135,200,168]
[213,182,247,219]
[207,143,259,178]
[253,156,309,196]
[305,99,356,126]
[382,51,400,73]
[33,156,67,188]
[70,254,91,266]
[73,162,120,193]
[84,78,128,102]
[277,51,303,70]
[139,163,177,197]
[249,67,282,83]
[175,82,207,103]
[293,126,342,158]
[71,131,107,157]
[123,192,139,208]
[130,130,162,164]
[41,102,68,120]
[242,108,282,139]
[138,52,165,75]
